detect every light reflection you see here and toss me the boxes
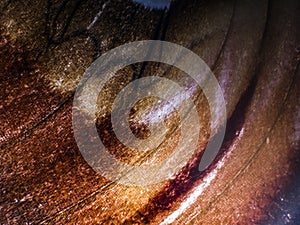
[132,0,171,9]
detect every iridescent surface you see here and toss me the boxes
[133,0,171,9]
[0,0,299,224]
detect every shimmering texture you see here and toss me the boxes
[0,0,299,224]
[133,0,171,9]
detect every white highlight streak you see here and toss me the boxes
[160,161,222,225]
[87,3,107,30]
[160,127,245,225]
